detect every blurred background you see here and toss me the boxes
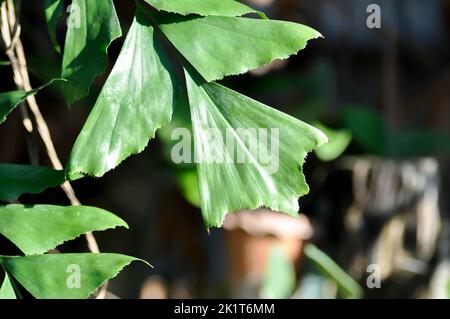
[1,0,450,298]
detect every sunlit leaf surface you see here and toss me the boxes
[0,273,16,299]
[0,204,127,255]
[0,254,143,299]
[67,9,177,178]
[185,67,327,227]
[155,13,321,82]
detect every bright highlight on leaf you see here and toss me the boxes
[67,9,177,178]
[184,67,327,228]
[144,0,264,18]
[0,273,16,299]
[155,13,321,82]
[61,0,121,104]
[0,254,144,299]
[0,164,65,201]
[0,204,128,255]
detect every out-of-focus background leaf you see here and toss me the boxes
[260,246,296,299]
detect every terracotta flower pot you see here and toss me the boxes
[223,208,313,298]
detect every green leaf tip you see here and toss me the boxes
[0,78,67,125]
[61,0,122,104]
[0,204,128,255]
[0,253,147,299]
[44,0,64,54]
[155,14,322,82]
[0,272,16,299]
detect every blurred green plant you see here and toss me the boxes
[314,122,352,162]
[260,246,296,299]
[259,244,362,299]
[342,107,450,157]
[447,280,450,299]
[304,244,363,298]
